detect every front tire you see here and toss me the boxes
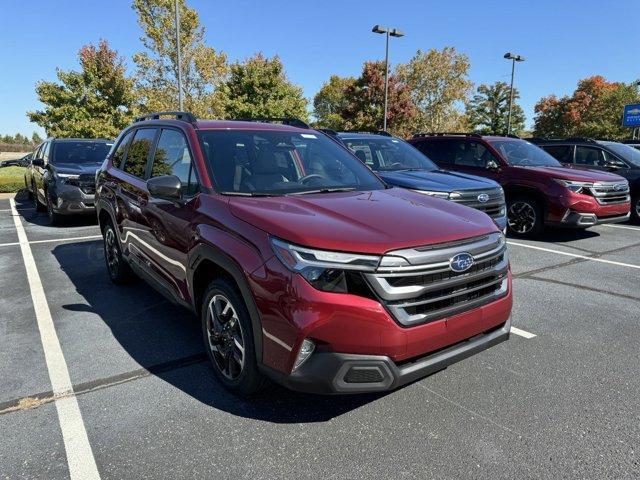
[507,196,543,237]
[46,194,62,226]
[201,278,266,396]
[33,183,45,212]
[102,222,134,284]
[631,194,640,224]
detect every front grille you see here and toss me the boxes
[588,182,630,205]
[365,232,509,326]
[451,188,505,218]
[78,174,96,195]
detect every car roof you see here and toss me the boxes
[336,132,397,140]
[51,138,113,143]
[195,120,309,132]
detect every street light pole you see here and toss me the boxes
[372,25,404,131]
[174,0,183,111]
[503,52,524,135]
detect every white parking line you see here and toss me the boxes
[0,207,35,212]
[9,199,100,480]
[600,224,640,232]
[507,241,640,270]
[0,235,101,248]
[510,326,537,339]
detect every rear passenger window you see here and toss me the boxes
[122,129,157,178]
[417,140,459,165]
[112,131,134,169]
[151,129,199,196]
[575,146,605,167]
[543,145,573,163]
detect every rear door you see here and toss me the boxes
[142,128,200,302]
[34,141,50,202]
[116,128,158,269]
[420,139,502,182]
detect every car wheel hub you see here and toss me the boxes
[105,229,119,273]
[508,201,536,234]
[206,294,245,380]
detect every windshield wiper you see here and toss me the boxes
[220,191,276,197]
[287,187,357,195]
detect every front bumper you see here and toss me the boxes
[50,185,96,215]
[262,317,511,394]
[552,211,630,227]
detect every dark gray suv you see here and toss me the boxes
[26,138,113,224]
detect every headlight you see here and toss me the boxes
[413,190,450,199]
[552,178,593,194]
[54,172,80,185]
[270,237,380,293]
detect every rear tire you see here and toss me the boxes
[33,183,45,212]
[102,221,134,284]
[507,196,543,238]
[201,278,266,396]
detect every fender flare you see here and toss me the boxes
[188,243,264,363]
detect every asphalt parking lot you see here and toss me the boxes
[1,191,639,480]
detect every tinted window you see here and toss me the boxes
[453,141,498,167]
[600,142,640,167]
[151,129,198,195]
[342,137,437,172]
[543,145,573,163]
[575,146,605,167]
[113,131,134,169]
[51,141,112,165]
[416,140,461,165]
[122,129,157,178]
[198,130,385,195]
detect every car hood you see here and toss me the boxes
[514,165,627,183]
[378,169,500,192]
[229,188,498,255]
[51,163,102,175]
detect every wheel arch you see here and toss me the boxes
[503,184,549,220]
[188,243,264,363]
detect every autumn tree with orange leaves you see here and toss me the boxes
[533,76,640,140]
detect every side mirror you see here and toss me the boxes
[31,158,44,167]
[147,175,182,201]
[486,160,500,171]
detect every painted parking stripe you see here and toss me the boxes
[507,240,640,270]
[0,207,35,212]
[0,235,101,248]
[510,326,537,339]
[600,224,640,232]
[9,199,100,480]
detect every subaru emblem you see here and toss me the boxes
[613,184,623,192]
[450,252,474,273]
[477,193,490,203]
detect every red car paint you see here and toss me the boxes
[410,135,630,232]
[97,119,512,393]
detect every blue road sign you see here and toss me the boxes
[623,104,640,127]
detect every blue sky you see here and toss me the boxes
[1,0,639,136]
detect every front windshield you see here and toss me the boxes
[341,137,438,172]
[199,130,385,195]
[600,142,640,167]
[489,139,561,167]
[51,142,113,165]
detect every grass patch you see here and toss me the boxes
[0,166,26,193]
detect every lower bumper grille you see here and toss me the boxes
[365,232,509,326]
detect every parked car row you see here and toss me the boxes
[19,112,633,397]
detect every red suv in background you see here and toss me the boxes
[96,113,512,396]
[410,134,630,237]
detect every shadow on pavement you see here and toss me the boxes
[13,189,98,228]
[52,240,385,423]
[507,227,600,243]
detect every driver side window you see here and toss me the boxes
[454,141,496,168]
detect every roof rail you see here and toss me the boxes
[412,132,482,138]
[234,117,310,129]
[340,130,393,137]
[565,137,596,143]
[504,133,520,139]
[317,128,338,136]
[134,111,197,123]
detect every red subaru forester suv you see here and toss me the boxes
[96,112,513,395]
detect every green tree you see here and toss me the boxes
[28,40,135,138]
[31,132,43,144]
[219,53,308,120]
[397,47,473,133]
[534,76,640,139]
[467,81,525,135]
[313,75,356,130]
[133,0,228,118]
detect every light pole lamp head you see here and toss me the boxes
[504,52,525,62]
[372,25,388,34]
[390,29,405,38]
